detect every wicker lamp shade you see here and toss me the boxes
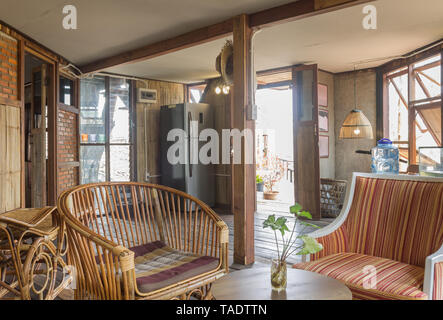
[339,109,373,139]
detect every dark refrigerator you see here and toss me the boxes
[160,103,215,207]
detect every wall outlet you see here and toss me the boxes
[145,171,150,182]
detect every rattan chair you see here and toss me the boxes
[57,182,229,300]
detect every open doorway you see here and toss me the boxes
[255,73,294,216]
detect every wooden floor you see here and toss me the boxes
[217,193,334,267]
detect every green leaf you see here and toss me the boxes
[296,210,312,220]
[263,215,289,236]
[298,220,320,229]
[296,236,323,255]
[290,203,303,214]
[263,214,276,229]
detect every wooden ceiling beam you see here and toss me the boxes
[80,19,234,74]
[249,0,375,28]
[80,0,374,74]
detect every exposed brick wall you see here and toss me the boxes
[58,167,79,193]
[0,31,18,100]
[58,109,79,193]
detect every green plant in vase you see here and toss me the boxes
[263,203,323,291]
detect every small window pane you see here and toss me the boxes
[80,77,106,143]
[80,145,106,184]
[60,76,74,105]
[110,78,130,144]
[110,145,130,182]
[296,69,314,122]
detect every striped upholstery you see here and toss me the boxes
[434,262,443,300]
[130,241,219,293]
[311,225,349,261]
[295,253,427,300]
[343,177,443,267]
[295,176,443,300]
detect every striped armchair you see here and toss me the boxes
[294,173,443,300]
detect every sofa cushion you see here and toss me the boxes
[294,252,427,300]
[343,177,443,267]
[130,241,219,293]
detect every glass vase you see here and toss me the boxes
[271,259,287,291]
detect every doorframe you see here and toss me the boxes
[24,45,58,206]
[292,64,321,220]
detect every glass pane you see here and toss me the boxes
[110,78,130,144]
[387,75,409,142]
[80,145,106,184]
[413,55,441,101]
[80,77,106,144]
[60,76,74,105]
[295,69,314,122]
[110,145,130,182]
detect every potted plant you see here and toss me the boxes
[256,175,264,192]
[263,203,323,291]
[263,156,284,200]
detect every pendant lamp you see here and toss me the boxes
[339,67,373,139]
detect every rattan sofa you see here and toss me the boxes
[294,173,443,300]
[58,182,229,300]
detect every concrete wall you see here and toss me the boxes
[334,69,377,182]
[318,71,335,179]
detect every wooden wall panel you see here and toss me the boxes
[135,80,185,183]
[201,78,232,208]
[0,105,21,213]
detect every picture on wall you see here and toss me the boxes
[319,135,329,158]
[318,83,328,108]
[319,108,328,132]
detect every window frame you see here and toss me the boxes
[380,46,442,168]
[79,76,136,183]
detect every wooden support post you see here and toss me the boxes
[441,48,443,146]
[232,14,255,265]
[408,64,417,164]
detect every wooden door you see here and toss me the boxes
[292,64,321,220]
[30,64,47,207]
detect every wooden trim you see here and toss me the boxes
[232,14,255,266]
[47,62,58,205]
[249,0,374,28]
[80,19,234,74]
[24,45,57,64]
[257,80,292,90]
[19,39,25,208]
[375,69,384,141]
[379,41,442,74]
[408,64,417,165]
[58,161,80,169]
[0,97,22,108]
[60,161,79,169]
[59,103,79,114]
[257,65,294,77]
[131,80,137,181]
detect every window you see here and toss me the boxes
[384,53,441,171]
[59,76,74,105]
[188,83,207,103]
[80,76,134,183]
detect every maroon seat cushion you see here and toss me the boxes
[130,241,219,293]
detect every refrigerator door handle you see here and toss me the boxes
[188,111,193,178]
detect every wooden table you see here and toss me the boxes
[212,267,352,300]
